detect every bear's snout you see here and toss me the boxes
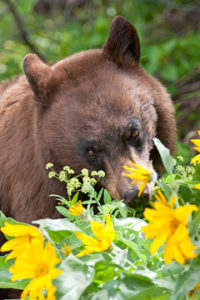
[123,188,150,208]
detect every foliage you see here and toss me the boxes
[0,138,200,299]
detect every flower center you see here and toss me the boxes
[35,263,49,277]
[170,218,180,233]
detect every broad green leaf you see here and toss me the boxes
[127,286,171,299]
[114,217,147,231]
[33,218,82,232]
[93,261,124,284]
[54,255,95,300]
[153,138,174,175]
[171,259,200,300]
[47,230,71,244]
[111,248,128,267]
[120,238,147,264]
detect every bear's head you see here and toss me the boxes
[23,16,176,207]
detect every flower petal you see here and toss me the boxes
[174,205,198,225]
[150,233,169,255]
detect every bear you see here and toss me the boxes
[0,16,176,225]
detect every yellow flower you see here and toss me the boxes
[69,200,85,216]
[141,190,198,264]
[194,183,200,190]
[9,238,62,300]
[191,130,200,164]
[76,215,115,257]
[61,243,72,256]
[123,162,152,197]
[0,222,43,261]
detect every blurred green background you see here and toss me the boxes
[0,0,200,161]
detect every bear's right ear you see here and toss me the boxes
[103,16,140,66]
[23,54,54,105]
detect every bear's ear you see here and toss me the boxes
[23,54,54,105]
[103,16,140,66]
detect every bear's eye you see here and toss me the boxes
[87,147,97,157]
[124,127,139,142]
[131,129,139,139]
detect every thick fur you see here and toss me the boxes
[0,16,176,224]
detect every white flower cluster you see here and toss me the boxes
[46,163,106,197]
[67,178,81,196]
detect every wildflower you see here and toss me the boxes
[46,163,54,170]
[81,183,90,194]
[123,162,153,197]
[59,170,67,181]
[91,170,105,178]
[48,171,56,179]
[61,243,72,256]
[81,168,89,177]
[176,155,184,162]
[82,176,97,185]
[91,170,98,176]
[67,178,81,195]
[69,200,85,216]
[142,190,198,264]
[194,183,200,190]
[97,170,105,178]
[0,223,43,261]
[63,165,75,174]
[191,130,200,164]
[10,239,62,300]
[90,178,97,185]
[76,215,115,257]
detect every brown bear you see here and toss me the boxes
[0,16,176,225]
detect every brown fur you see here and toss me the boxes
[0,16,176,224]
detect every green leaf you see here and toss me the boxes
[171,259,200,300]
[120,238,147,264]
[127,286,170,300]
[114,217,147,231]
[159,178,173,199]
[119,206,128,218]
[71,192,79,205]
[96,188,104,203]
[54,255,95,300]
[47,230,71,244]
[104,190,112,204]
[153,138,174,175]
[56,206,70,217]
[33,218,82,233]
[93,261,124,284]
[90,275,171,300]
[0,257,29,289]
[0,211,26,227]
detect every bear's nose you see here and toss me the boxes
[123,189,149,208]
